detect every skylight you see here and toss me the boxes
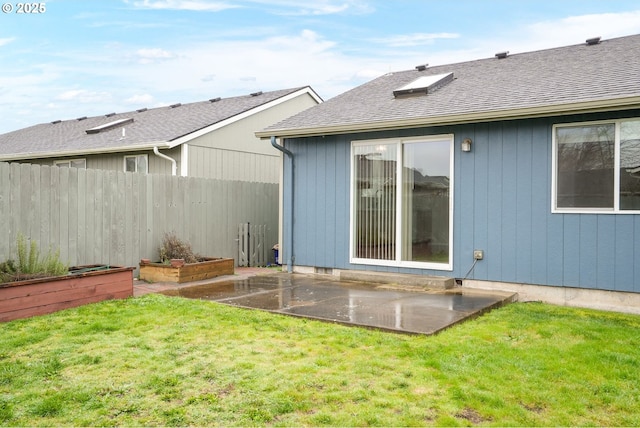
[85,118,134,134]
[393,72,454,97]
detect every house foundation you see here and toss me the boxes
[462,279,640,316]
[292,265,640,315]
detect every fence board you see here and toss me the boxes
[68,167,79,264]
[38,166,51,252]
[76,168,87,265]
[85,169,96,266]
[0,163,9,256]
[59,167,70,262]
[0,162,277,274]
[49,167,61,261]
[9,164,21,250]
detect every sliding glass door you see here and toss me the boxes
[351,135,453,270]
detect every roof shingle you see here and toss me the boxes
[0,87,309,159]
[260,34,640,137]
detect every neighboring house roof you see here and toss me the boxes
[257,34,640,138]
[0,86,321,160]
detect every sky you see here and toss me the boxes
[1,0,639,135]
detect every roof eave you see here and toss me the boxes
[256,96,640,139]
[0,141,170,162]
[169,86,323,148]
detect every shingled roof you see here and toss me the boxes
[257,34,640,138]
[0,87,319,160]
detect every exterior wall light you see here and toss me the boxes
[461,138,472,152]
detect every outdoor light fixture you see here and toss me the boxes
[461,138,472,152]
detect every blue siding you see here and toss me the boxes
[546,213,564,284]
[562,216,581,287]
[596,216,616,288]
[516,125,533,283]
[284,136,352,269]
[578,215,598,288]
[334,135,351,267]
[615,216,634,292]
[500,124,518,282]
[530,124,549,285]
[486,123,504,281]
[471,124,489,280]
[458,125,476,276]
[283,109,640,293]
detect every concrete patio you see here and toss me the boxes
[135,268,516,335]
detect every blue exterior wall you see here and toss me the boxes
[282,109,640,293]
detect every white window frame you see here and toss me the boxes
[123,154,148,174]
[552,118,640,214]
[349,134,454,271]
[53,158,86,169]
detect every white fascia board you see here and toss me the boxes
[167,87,323,149]
[256,96,640,139]
[0,141,170,161]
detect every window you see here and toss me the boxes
[351,135,453,270]
[553,119,640,212]
[53,159,86,169]
[124,155,148,174]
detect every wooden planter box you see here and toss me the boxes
[0,265,134,323]
[139,257,234,283]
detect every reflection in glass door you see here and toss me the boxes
[402,140,451,264]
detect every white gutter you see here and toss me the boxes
[255,96,640,139]
[0,142,170,162]
[153,146,177,176]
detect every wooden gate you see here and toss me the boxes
[237,223,269,267]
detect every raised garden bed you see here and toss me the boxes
[0,265,134,322]
[139,257,234,283]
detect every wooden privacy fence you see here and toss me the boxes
[0,162,278,273]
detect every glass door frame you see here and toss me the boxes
[349,134,454,271]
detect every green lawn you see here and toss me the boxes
[1,294,639,426]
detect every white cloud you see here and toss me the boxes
[125,94,155,105]
[396,10,640,68]
[525,10,640,48]
[0,37,16,47]
[135,48,177,64]
[126,0,373,15]
[127,28,389,99]
[56,89,112,103]
[258,0,374,16]
[372,32,460,48]
[130,0,239,12]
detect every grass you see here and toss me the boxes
[1,294,639,426]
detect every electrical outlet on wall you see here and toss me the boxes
[473,250,484,260]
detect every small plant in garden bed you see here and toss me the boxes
[0,234,68,283]
[140,233,233,283]
[158,232,202,264]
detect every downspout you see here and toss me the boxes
[153,146,177,176]
[271,136,294,273]
[271,135,293,157]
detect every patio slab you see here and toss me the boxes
[156,272,516,335]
